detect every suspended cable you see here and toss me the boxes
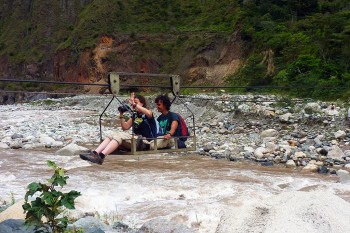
[1,78,349,90]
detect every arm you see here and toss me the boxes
[164,120,178,140]
[129,92,153,118]
[134,104,153,119]
[119,113,132,130]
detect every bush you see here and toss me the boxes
[22,161,81,233]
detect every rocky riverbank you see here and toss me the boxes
[1,94,350,232]
[1,94,350,175]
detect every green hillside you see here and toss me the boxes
[1,0,350,100]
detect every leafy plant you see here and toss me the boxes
[22,160,81,233]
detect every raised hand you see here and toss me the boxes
[128,92,135,106]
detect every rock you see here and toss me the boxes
[137,217,194,233]
[261,161,274,166]
[209,120,218,127]
[237,104,250,113]
[302,163,318,172]
[274,155,281,163]
[318,166,329,174]
[279,113,293,123]
[0,200,26,222]
[293,151,306,159]
[263,110,275,117]
[317,148,328,156]
[0,142,10,149]
[11,133,24,139]
[304,103,321,114]
[254,147,266,159]
[68,216,108,233]
[286,160,296,168]
[203,144,214,152]
[202,127,210,133]
[39,134,57,145]
[328,146,345,159]
[261,129,278,138]
[288,140,299,147]
[334,130,346,140]
[10,141,22,149]
[55,143,89,156]
[265,142,277,153]
[0,219,34,233]
[337,169,350,184]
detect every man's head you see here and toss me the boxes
[155,94,171,112]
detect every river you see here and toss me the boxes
[0,148,346,232]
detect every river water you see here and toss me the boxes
[1,148,347,232]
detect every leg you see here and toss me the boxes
[101,132,132,156]
[150,137,174,150]
[101,140,119,156]
[95,137,112,153]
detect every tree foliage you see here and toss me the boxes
[226,0,350,100]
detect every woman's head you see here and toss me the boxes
[134,95,147,108]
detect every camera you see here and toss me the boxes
[118,104,132,113]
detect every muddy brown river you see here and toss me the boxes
[1,148,347,232]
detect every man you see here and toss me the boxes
[153,94,185,149]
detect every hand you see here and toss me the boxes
[128,92,135,106]
[164,133,171,140]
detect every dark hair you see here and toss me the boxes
[135,95,147,108]
[155,94,171,110]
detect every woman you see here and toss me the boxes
[80,92,157,165]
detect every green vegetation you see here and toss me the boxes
[226,0,350,100]
[22,160,81,233]
[1,0,350,100]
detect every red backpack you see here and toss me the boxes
[176,113,189,141]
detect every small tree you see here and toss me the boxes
[22,160,81,233]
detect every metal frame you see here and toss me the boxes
[99,72,197,155]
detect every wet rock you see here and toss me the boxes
[113,221,134,232]
[203,144,214,152]
[137,218,194,233]
[10,141,22,149]
[318,166,329,174]
[337,169,350,184]
[0,219,34,233]
[0,142,9,149]
[11,133,23,139]
[302,163,318,172]
[261,161,274,166]
[286,160,296,168]
[55,143,89,156]
[68,216,107,233]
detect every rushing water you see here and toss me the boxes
[1,149,348,232]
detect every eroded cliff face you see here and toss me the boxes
[55,31,244,88]
[0,29,244,103]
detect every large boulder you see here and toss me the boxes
[55,143,89,156]
[0,200,25,222]
[0,219,34,233]
[216,191,350,233]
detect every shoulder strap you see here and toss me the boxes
[142,114,160,138]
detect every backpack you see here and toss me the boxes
[142,115,163,138]
[175,113,190,142]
